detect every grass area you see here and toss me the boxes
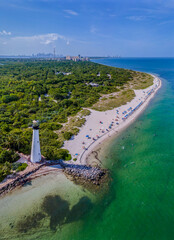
[91,72,153,111]
[69,117,86,128]
[56,115,86,142]
[92,89,135,111]
[0,59,154,165]
[131,72,153,89]
[78,109,91,117]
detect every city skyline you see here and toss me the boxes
[0,0,174,57]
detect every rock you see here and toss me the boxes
[0,163,46,197]
[62,162,107,185]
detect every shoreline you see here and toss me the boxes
[64,74,162,166]
[0,74,162,197]
[0,159,108,197]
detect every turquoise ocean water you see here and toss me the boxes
[0,58,174,240]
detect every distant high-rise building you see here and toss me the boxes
[66,56,72,60]
[66,55,89,62]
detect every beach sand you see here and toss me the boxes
[64,74,161,165]
[1,75,161,193]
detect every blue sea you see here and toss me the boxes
[0,58,174,240]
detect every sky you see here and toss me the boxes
[0,0,174,57]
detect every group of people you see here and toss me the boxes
[74,79,160,160]
[121,82,159,121]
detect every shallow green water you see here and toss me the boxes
[1,58,174,240]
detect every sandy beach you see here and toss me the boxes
[64,74,161,165]
[0,74,161,195]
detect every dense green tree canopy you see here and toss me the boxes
[0,58,138,178]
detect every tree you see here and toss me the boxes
[63,132,73,140]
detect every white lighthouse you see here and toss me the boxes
[31,120,42,163]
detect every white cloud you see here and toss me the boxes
[64,9,78,16]
[12,33,65,45]
[0,30,11,36]
[90,26,98,34]
[127,16,145,21]
[159,19,174,25]
[89,26,110,38]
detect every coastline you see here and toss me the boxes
[64,74,162,166]
[0,74,162,197]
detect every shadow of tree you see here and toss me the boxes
[16,194,94,233]
[65,197,93,224]
[41,195,69,231]
[17,212,45,233]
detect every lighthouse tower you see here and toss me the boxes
[31,120,41,163]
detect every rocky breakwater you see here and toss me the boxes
[60,161,108,185]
